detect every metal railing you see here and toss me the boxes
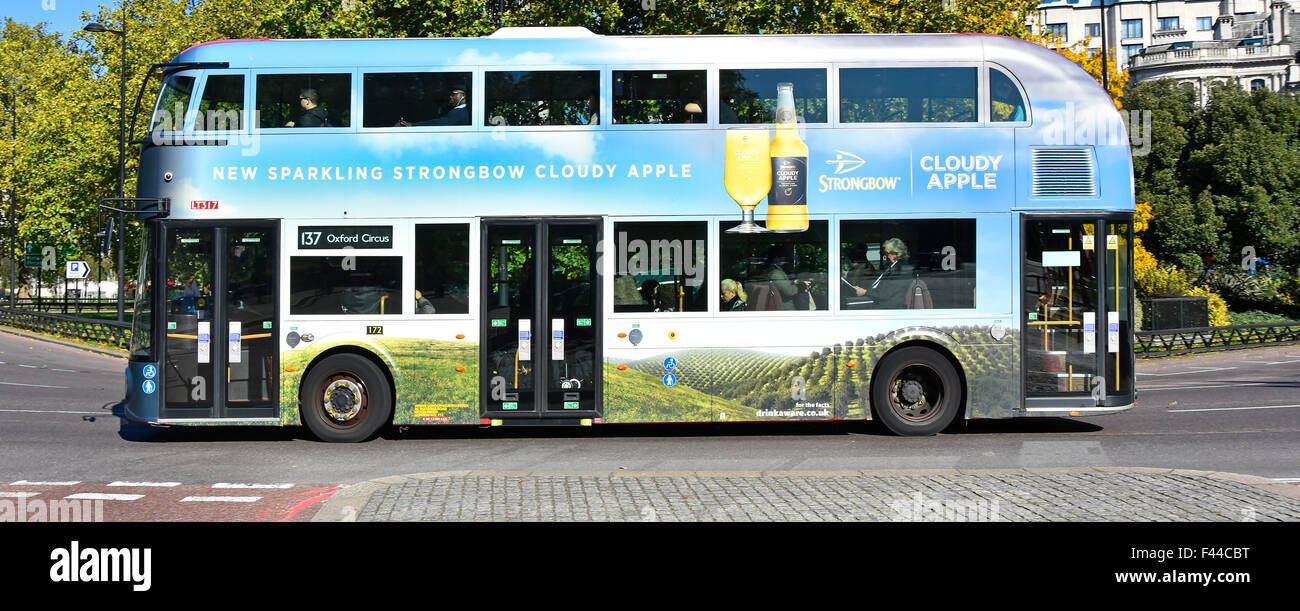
[1135,322,1300,357]
[0,306,132,350]
[1,297,133,314]
[1131,44,1291,68]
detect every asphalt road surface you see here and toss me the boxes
[0,330,1296,519]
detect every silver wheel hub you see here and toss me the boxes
[323,379,364,421]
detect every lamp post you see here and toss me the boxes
[84,16,128,322]
[1100,0,1110,93]
[2,106,14,307]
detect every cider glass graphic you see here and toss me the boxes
[724,126,772,234]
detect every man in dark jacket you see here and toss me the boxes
[398,85,469,126]
[286,88,329,127]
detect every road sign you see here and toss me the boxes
[23,242,60,270]
[23,242,44,268]
[66,260,89,279]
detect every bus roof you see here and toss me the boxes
[172,30,1114,118]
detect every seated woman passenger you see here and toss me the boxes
[720,278,747,311]
[845,238,913,309]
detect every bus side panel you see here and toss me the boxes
[279,332,481,426]
[602,321,1020,424]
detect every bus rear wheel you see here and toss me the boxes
[301,354,392,442]
[871,346,961,436]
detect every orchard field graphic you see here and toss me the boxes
[604,326,1021,423]
[274,327,1019,425]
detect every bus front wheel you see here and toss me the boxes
[871,346,962,436]
[301,354,392,442]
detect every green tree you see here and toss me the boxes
[258,0,1039,38]
[0,1,279,287]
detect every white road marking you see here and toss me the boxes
[10,480,80,486]
[0,381,71,389]
[180,496,263,503]
[17,364,37,369]
[1139,382,1275,392]
[0,491,40,498]
[108,481,181,487]
[64,493,144,501]
[212,483,293,489]
[0,409,104,415]
[1168,404,1300,413]
[1274,478,1300,483]
[50,368,77,373]
[1136,366,1236,377]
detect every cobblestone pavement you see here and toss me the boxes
[313,467,1300,522]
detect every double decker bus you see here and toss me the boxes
[121,27,1136,442]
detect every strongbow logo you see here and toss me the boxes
[818,150,901,193]
[826,150,865,175]
[190,200,219,210]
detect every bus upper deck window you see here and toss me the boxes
[613,70,707,124]
[485,70,600,126]
[839,67,977,123]
[256,73,352,128]
[364,72,472,128]
[149,73,195,132]
[990,68,1026,122]
[719,68,827,124]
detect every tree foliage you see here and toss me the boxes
[1128,78,1300,277]
[0,1,278,286]
[258,0,1039,38]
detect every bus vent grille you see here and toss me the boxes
[1032,148,1098,197]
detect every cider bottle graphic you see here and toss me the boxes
[766,82,809,232]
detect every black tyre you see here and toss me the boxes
[301,353,392,443]
[871,346,962,436]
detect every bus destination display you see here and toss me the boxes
[298,225,393,249]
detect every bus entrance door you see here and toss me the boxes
[160,222,280,421]
[1022,215,1134,409]
[481,219,602,422]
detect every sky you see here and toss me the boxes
[3,0,114,36]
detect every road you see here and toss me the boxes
[0,330,1296,520]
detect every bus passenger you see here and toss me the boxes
[763,246,804,310]
[636,279,659,311]
[415,290,436,314]
[397,85,469,126]
[285,89,329,127]
[846,238,912,308]
[583,95,599,125]
[720,279,747,311]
